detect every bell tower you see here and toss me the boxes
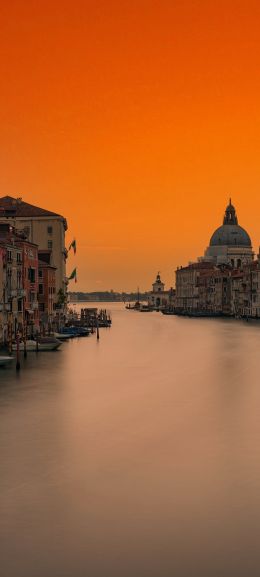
[152,272,165,293]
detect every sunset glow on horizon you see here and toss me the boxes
[1,0,260,290]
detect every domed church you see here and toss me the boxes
[204,200,254,267]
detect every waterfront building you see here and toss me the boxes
[231,255,260,318]
[18,238,39,335]
[0,196,68,304]
[0,224,39,342]
[175,200,260,317]
[0,233,24,343]
[196,265,232,316]
[147,272,175,310]
[38,259,56,332]
[175,262,214,312]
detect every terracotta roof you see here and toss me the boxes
[38,259,56,270]
[0,196,64,218]
[177,261,215,272]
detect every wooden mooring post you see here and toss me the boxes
[16,333,20,372]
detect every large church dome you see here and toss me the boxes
[209,200,251,248]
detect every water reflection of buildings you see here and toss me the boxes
[175,200,260,317]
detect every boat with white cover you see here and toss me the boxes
[0,356,13,367]
[12,338,62,351]
[54,332,75,340]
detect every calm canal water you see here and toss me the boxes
[1,303,260,577]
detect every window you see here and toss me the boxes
[17,270,22,289]
[7,268,12,290]
[39,270,43,278]
[47,226,53,234]
[39,284,44,295]
[18,300,23,312]
[30,291,36,303]
[28,268,36,283]
[7,250,12,262]
[39,303,45,312]
[17,252,22,263]
[48,240,53,249]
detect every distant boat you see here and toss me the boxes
[60,326,91,336]
[125,301,141,310]
[161,308,175,315]
[0,356,13,367]
[139,304,152,312]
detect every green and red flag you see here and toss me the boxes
[69,239,77,254]
[68,268,77,283]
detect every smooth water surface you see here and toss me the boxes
[1,303,260,577]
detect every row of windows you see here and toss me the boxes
[5,242,53,265]
[38,284,56,295]
[24,225,53,235]
[7,250,22,262]
[39,303,55,312]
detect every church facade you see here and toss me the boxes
[175,200,260,317]
[147,273,175,310]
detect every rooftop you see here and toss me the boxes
[0,196,64,219]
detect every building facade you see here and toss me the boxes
[0,238,24,343]
[0,224,40,342]
[174,201,260,318]
[0,196,68,304]
[38,260,56,331]
[147,273,175,310]
[19,239,39,335]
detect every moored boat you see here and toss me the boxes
[54,332,75,340]
[13,338,62,351]
[139,304,152,312]
[61,326,91,337]
[0,356,13,367]
[161,308,176,315]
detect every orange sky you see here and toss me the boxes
[0,0,260,291]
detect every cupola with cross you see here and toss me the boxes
[152,272,165,293]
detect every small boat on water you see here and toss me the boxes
[61,326,91,337]
[125,301,141,310]
[54,332,75,340]
[139,304,152,312]
[13,337,62,351]
[161,309,176,315]
[0,356,13,367]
